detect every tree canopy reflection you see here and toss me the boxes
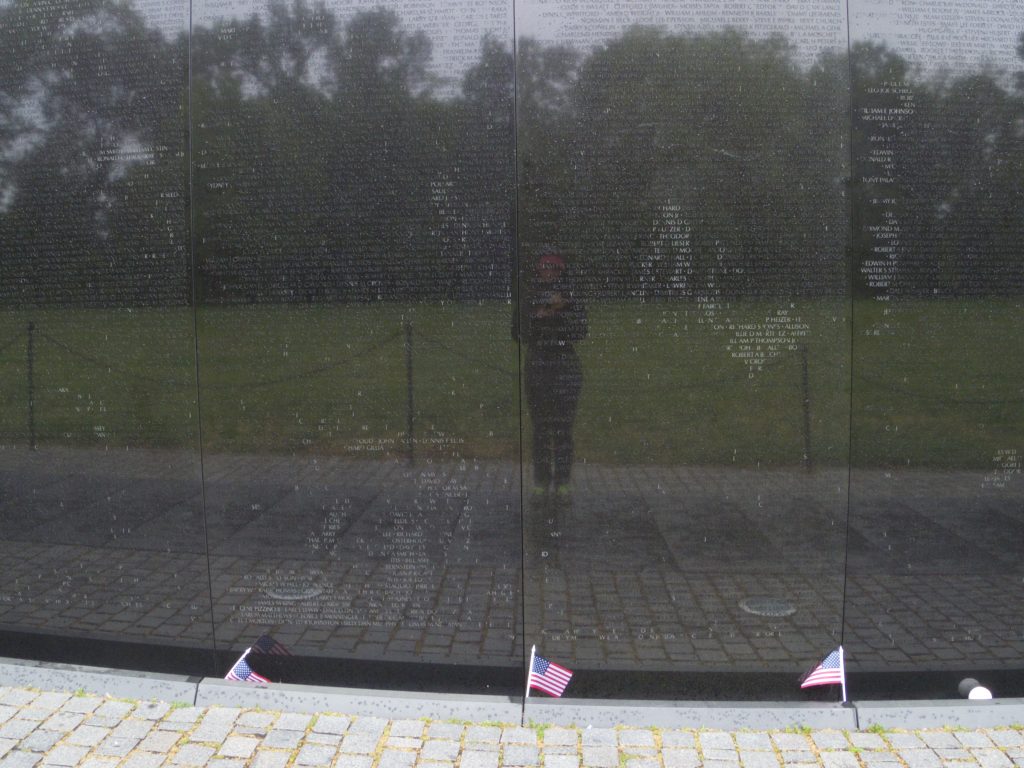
[0,0,1021,305]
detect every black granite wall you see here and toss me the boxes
[0,0,1021,700]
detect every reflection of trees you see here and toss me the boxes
[0,0,189,306]
[1,0,1021,305]
[518,28,850,299]
[851,40,1024,297]
[191,2,513,303]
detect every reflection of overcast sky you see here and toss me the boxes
[134,0,512,93]
[849,0,1021,75]
[109,0,1024,81]
[516,0,849,68]
[518,0,1021,75]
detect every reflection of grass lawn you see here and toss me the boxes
[851,298,1023,468]
[0,299,1019,467]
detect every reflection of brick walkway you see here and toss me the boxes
[0,446,1021,673]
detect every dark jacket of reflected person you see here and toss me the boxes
[513,248,588,497]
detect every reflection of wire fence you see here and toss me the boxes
[34,328,402,390]
[10,321,406,454]
[417,329,798,390]
[416,327,813,467]
[12,318,815,466]
[10,314,1024,471]
[38,330,187,387]
[854,371,1024,406]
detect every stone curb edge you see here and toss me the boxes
[1,657,1022,730]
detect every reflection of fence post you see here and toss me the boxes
[404,317,414,465]
[27,321,36,451]
[800,344,811,471]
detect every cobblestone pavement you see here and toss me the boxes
[0,685,1024,768]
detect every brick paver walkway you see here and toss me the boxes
[0,685,1023,768]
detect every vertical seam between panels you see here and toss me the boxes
[839,0,856,657]
[186,0,221,670]
[511,0,528,720]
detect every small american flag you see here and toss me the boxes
[529,655,573,697]
[225,652,269,684]
[251,634,292,656]
[800,647,844,690]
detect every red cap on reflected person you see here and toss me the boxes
[538,252,565,269]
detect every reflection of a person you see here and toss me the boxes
[514,246,588,500]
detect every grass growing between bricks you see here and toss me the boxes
[3,686,1024,768]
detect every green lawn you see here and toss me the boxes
[0,298,1019,468]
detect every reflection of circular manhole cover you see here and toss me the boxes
[264,578,324,601]
[739,597,796,617]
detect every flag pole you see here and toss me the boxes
[839,645,847,703]
[525,644,536,700]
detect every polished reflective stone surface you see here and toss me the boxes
[189,0,521,682]
[0,0,1021,699]
[515,0,852,699]
[845,0,1024,690]
[0,0,213,672]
